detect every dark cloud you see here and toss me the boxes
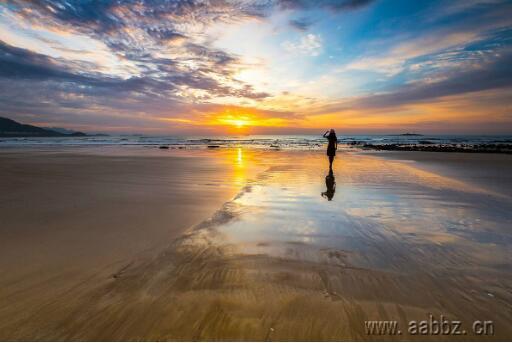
[338,0,376,10]
[6,0,264,35]
[8,0,122,32]
[289,18,313,31]
[278,0,376,11]
[0,41,84,81]
[0,40,156,92]
[145,28,187,43]
[184,43,239,66]
[6,0,221,32]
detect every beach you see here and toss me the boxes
[0,147,511,340]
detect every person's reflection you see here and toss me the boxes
[321,171,336,201]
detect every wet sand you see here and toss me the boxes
[364,151,512,197]
[0,147,263,339]
[0,148,511,340]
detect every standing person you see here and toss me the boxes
[323,129,338,173]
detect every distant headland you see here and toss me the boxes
[0,117,99,137]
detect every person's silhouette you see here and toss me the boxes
[323,129,338,173]
[321,171,336,201]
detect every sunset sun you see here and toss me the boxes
[215,113,253,129]
[233,119,247,128]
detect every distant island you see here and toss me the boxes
[399,133,423,136]
[0,117,87,137]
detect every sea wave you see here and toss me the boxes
[1,134,511,150]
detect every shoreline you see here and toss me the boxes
[1,133,511,154]
[2,143,511,155]
[349,142,512,154]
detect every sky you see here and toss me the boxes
[0,0,511,135]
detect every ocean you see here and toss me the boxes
[1,134,511,149]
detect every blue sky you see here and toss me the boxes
[0,0,511,134]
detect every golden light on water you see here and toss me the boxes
[237,148,243,165]
[231,147,248,188]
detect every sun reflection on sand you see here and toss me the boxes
[213,147,263,189]
[202,150,512,263]
[236,147,243,166]
[232,147,247,187]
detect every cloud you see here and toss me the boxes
[1,0,282,132]
[362,52,512,108]
[282,34,323,56]
[4,0,271,100]
[0,40,85,81]
[316,48,512,114]
[342,32,483,76]
[339,1,512,77]
[277,0,376,11]
[428,0,510,22]
[1,0,511,134]
[0,39,269,125]
[145,28,187,44]
[289,17,314,31]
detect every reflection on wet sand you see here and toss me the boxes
[1,150,511,340]
[322,172,336,201]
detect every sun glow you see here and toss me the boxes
[215,113,254,129]
[208,108,291,132]
[232,119,248,128]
